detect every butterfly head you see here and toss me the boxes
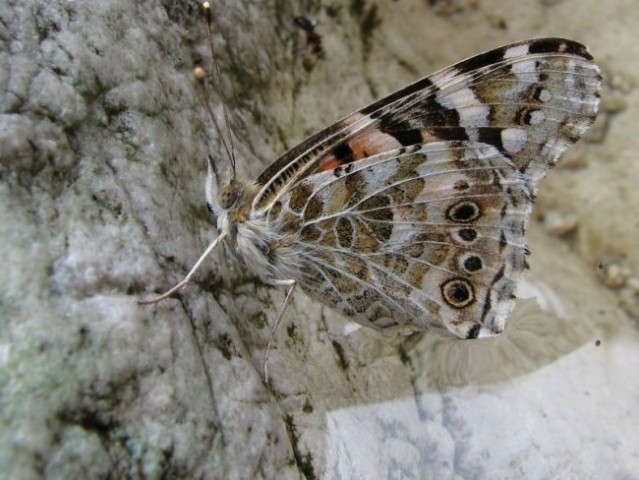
[205,156,258,234]
[205,155,240,216]
[218,183,242,210]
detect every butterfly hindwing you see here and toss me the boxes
[270,142,529,338]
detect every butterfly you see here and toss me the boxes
[141,24,601,355]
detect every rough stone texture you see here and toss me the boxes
[1,0,638,479]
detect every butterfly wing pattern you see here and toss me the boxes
[208,38,601,340]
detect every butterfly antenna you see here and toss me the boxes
[200,1,237,180]
[193,67,233,167]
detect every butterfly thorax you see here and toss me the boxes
[214,176,293,283]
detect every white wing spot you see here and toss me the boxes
[503,44,530,59]
[429,67,467,88]
[511,59,539,84]
[538,89,553,102]
[501,128,528,154]
[437,87,490,128]
[528,110,545,125]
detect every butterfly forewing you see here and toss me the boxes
[253,38,600,214]
[252,38,600,339]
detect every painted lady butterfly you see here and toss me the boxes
[141,6,601,357]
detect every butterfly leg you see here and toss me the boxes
[138,231,227,305]
[263,280,296,384]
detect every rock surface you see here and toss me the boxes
[1,0,638,478]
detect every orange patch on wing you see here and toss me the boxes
[318,157,340,171]
[350,130,402,160]
[316,129,403,172]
